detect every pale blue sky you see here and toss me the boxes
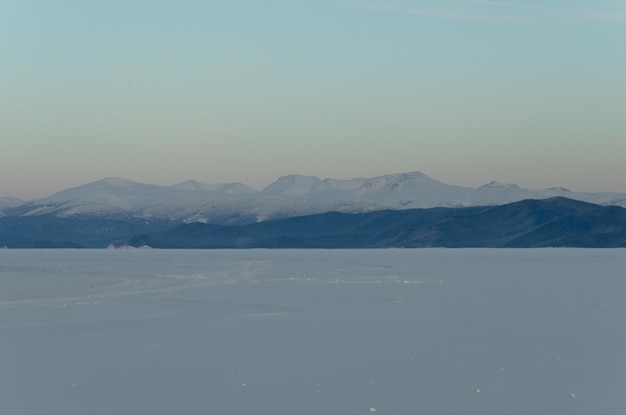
[1,0,625,199]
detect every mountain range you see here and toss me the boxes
[1,172,625,248]
[3,172,626,222]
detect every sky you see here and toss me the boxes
[1,0,625,200]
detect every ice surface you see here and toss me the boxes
[1,249,625,415]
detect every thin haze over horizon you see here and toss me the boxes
[1,0,625,199]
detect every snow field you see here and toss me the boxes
[1,248,625,415]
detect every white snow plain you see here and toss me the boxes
[1,249,625,415]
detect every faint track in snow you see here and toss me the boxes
[0,259,269,310]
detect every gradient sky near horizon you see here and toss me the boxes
[2,0,625,199]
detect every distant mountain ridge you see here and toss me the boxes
[2,172,626,248]
[1,196,625,248]
[3,172,626,224]
[113,197,626,249]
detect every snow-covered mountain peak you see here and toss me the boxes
[172,180,256,194]
[0,197,24,208]
[365,171,439,190]
[0,197,24,217]
[204,183,257,195]
[92,178,141,188]
[42,178,162,201]
[172,180,209,191]
[262,175,326,196]
[323,172,436,192]
[392,171,431,181]
[344,172,456,196]
[28,178,192,216]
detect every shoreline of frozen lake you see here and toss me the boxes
[1,249,625,414]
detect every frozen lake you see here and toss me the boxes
[1,249,625,415]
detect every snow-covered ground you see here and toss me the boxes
[1,249,625,415]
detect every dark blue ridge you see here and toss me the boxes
[105,197,626,249]
[1,197,624,248]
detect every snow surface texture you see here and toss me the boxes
[8,172,626,222]
[1,249,625,415]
